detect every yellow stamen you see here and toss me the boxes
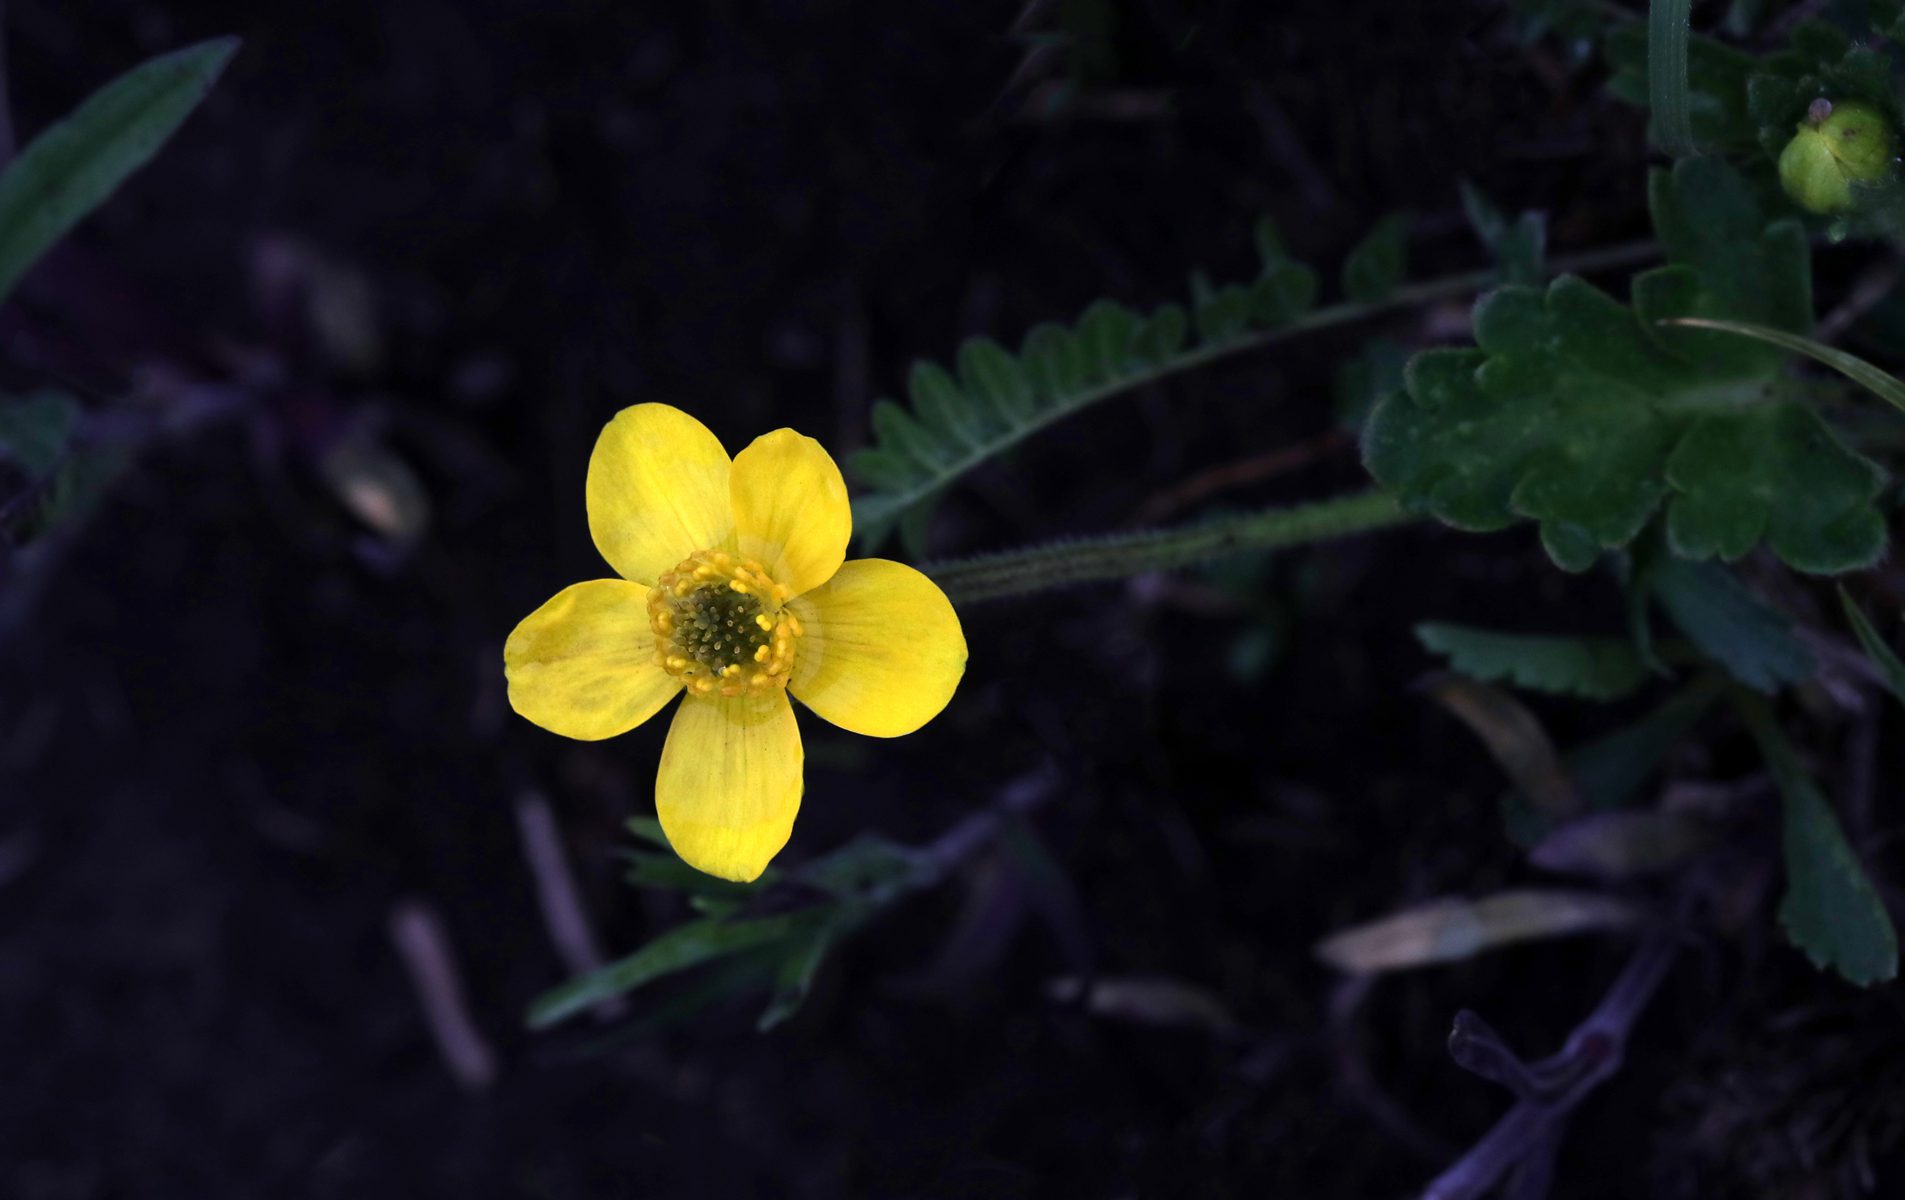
[647,547,803,696]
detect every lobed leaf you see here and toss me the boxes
[1659,317,1905,417]
[1742,702,1898,986]
[1417,622,1648,701]
[1365,157,1886,576]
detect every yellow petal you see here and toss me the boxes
[656,692,804,882]
[787,558,966,738]
[729,427,851,597]
[505,579,682,740]
[586,403,734,585]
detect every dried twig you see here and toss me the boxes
[388,900,498,1092]
[1815,256,1904,346]
[1419,933,1679,1200]
[515,791,623,1020]
[1132,428,1353,526]
[912,762,1059,886]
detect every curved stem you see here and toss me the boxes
[923,488,1416,604]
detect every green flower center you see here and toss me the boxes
[648,549,801,698]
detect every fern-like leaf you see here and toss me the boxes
[846,214,1395,551]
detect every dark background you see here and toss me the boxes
[0,2,1890,1197]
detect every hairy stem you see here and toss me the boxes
[924,488,1416,604]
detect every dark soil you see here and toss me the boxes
[1,2,1897,1197]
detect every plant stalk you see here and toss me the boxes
[924,488,1416,604]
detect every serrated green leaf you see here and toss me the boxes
[527,910,823,1030]
[1129,303,1189,365]
[1341,213,1408,303]
[845,446,926,492]
[1075,300,1140,382]
[0,391,80,475]
[1191,273,1253,344]
[869,399,950,471]
[1365,158,1883,575]
[1649,559,1814,693]
[1840,586,1905,705]
[907,361,986,449]
[1741,699,1898,986]
[1249,262,1318,327]
[849,217,1342,549]
[0,38,237,305]
[957,337,1036,423]
[1417,622,1649,700]
[895,491,940,559]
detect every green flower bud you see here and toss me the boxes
[1778,98,1897,215]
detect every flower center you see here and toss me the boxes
[648,549,802,698]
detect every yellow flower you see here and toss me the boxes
[504,403,967,882]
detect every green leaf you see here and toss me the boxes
[1877,0,1905,41]
[527,910,822,1030]
[1648,559,1814,693]
[1658,317,1905,417]
[756,910,853,1031]
[623,849,770,897]
[794,833,920,899]
[1647,0,1696,156]
[848,216,1352,551]
[957,337,1036,424]
[1660,400,1886,573]
[625,815,668,846]
[1341,213,1409,304]
[908,361,986,449]
[1417,622,1649,700]
[1191,273,1252,344]
[1840,587,1905,705]
[1365,158,1886,575]
[0,38,238,305]
[1459,181,1546,287]
[1566,675,1722,811]
[1741,699,1898,986]
[0,391,80,475]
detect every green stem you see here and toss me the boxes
[923,488,1416,604]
